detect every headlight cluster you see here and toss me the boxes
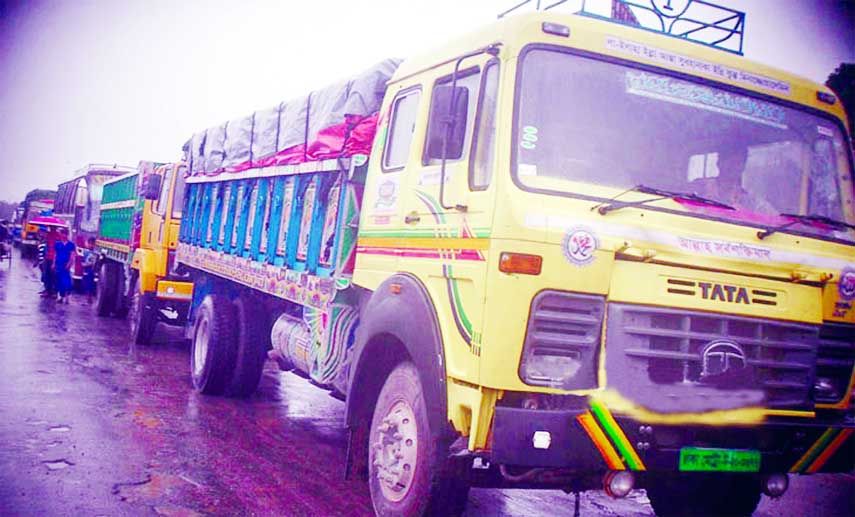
[519,291,604,390]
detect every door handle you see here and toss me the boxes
[404,214,420,224]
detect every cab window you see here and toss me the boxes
[470,61,499,190]
[383,88,421,171]
[171,166,187,219]
[155,167,173,215]
[423,67,480,165]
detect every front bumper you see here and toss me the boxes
[154,279,194,303]
[491,406,855,475]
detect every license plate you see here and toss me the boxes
[679,447,761,472]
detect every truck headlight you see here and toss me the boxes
[519,291,604,390]
[813,376,841,403]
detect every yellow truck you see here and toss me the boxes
[19,195,56,258]
[96,161,193,344]
[176,3,854,515]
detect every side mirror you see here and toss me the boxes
[143,174,163,201]
[425,85,469,160]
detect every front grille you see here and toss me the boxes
[519,291,604,390]
[606,304,819,413]
[815,323,855,404]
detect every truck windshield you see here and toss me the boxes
[514,48,855,243]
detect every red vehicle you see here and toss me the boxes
[54,164,135,282]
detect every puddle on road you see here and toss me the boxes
[48,425,71,433]
[42,459,74,470]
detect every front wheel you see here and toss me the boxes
[368,361,469,517]
[128,276,157,345]
[646,474,762,517]
[95,262,117,317]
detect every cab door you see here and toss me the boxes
[162,164,186,251]
[397,57,502,384]
[356,81,425,289]
[142,163,169,251]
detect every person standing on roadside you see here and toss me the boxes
[38,228,60,297]
[35,233,50,294]
[81,237,98,302]
[54,228,76,303]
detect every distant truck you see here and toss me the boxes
[176,3,854,516]
[11,207,24,245]
[54,164,134,284]
[19,195,55,258]
[95,161,192,344]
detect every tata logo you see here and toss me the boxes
[699,282,750,304]
[701,340,747,378]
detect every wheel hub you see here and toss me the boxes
[372,400,418,502]
[193,319,209,377]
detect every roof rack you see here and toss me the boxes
[70,163,137,179]
[498,0,572,19]
[499,0,745,55]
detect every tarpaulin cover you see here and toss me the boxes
[189,132,206,174]
[276,95,309,159]
[188,59,400,177]
[223,115,254,171]
[204,124,227,173]
[251,105,280,163]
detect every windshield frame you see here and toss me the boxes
[511,43,855,246]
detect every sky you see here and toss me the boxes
[0,0,853,202]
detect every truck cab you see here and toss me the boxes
[96,161,192,344]
[54,164,133,283]
[349,7,854,516]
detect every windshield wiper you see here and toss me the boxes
[757,213,855,240]
[592,184,735,215]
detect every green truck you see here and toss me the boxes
[96,161,193,344]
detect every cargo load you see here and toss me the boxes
[184,59,400,178]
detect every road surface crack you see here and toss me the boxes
[111,473,153,495]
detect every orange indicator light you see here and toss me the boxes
[499,252,542,275]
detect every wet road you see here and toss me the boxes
[1,249,853,516]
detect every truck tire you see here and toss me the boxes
[112,267,129,318]
[129,276,157,345]
[368,361,469,517]
[646,474,761,517]
[227,294,268,397]
[95,262,117,317]
[190,294,237,395]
